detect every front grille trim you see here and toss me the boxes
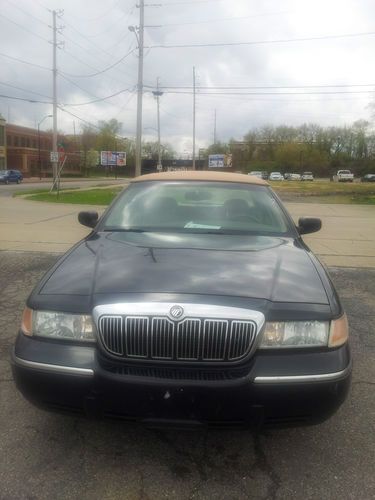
[94,303,265,364]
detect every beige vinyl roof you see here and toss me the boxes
[131,170,268,185]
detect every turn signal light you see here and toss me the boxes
[329,313,349,347]
[21,307,33,336]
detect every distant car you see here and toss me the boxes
[287,173,301,181]
[248,171,263,178]
[269,172,284,181]
[361,174,375,182]
[301,172,314,181]
[260,171,269,180]
[337,170,354,182]
[0,169,23,184]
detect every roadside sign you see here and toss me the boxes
[208,154,232,169]
[156,164,163,171]
[100,151,127,167]
[50,151,59,162]
[208,154,225,168]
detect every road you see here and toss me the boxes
[0,252,374,499]
[0,178,127,197]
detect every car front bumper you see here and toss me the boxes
[11,333,351,428]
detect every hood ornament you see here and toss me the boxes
[169,305,184,319]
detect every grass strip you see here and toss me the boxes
[24,187,123,205]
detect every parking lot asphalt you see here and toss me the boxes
[0,252,374,500]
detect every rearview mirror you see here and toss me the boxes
[78,211,98,228]
[298,217,322,235]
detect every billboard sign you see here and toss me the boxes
[100,151,126,167]
[208,154,232,169]
[208,154,225,168]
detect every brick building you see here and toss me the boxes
[6,123,52,177]
[5,123,81,177]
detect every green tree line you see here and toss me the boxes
[225,121,375,176]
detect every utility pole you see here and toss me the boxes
[135,0,144,177]
[192,66,196,170]
[52,10,58,189]
[213,108,217,145]
[152,77,163,171]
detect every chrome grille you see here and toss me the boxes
[98,313,257,363]
[124,317,148,358]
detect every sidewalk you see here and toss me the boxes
[0,196,374,267]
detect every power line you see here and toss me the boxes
[161,0,227,5]
[58,106,101,130]
[0,93,51,104]
[59,73,102,100]
[160,10,293,27]
[66,5,135,39]
[161,89,375,95]
[4,0,50,27]
[0,51,51,71]
[147,30,375,49]
[0,13,50,43]
[61,22,136,85]
[64,0,125,23]
[60,47,137,78]
[147,83,375,90]
[0,81,52,99]
[62,87,136,106]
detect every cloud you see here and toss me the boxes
[0,0,374,151]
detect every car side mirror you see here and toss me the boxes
[78,211,98,228]
[298,217,321,235]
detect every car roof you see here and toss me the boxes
[131,170,268,185]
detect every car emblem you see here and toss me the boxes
[170,305,184,319]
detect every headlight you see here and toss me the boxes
[21,308,95,342]
[260,321,330,348]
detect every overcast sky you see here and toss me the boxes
[1,0,375,153]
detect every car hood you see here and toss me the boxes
[39,232,328,304]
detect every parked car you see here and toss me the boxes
[268,172,284,181]
[361,173,375,182]
[12,171,351,428]
[0,169,23,184]
[301,172,314,181]
[336,170,354,182]
[248,171,263,178]
[288,173,301,181]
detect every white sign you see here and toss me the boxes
[50,151,59,162]
[208,154,225,168]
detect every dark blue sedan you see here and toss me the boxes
[0,169,23,184]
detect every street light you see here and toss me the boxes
[152,78,163,171]
[38,114,52,179]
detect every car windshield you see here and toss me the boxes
[102,181,290,236]
[0,170,7,175]
[339,170,351,174]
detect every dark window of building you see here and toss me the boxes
[0,125,4,147]
[14,136,19,147]
[7,135,12,146]
[32,139,37,148]
[21,137,26,147]
[26,138,30,147]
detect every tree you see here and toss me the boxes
[95,119,123,152]
[206,141,230,155]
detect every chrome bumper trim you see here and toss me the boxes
[254,364,351,384]
[13,354,94,377]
